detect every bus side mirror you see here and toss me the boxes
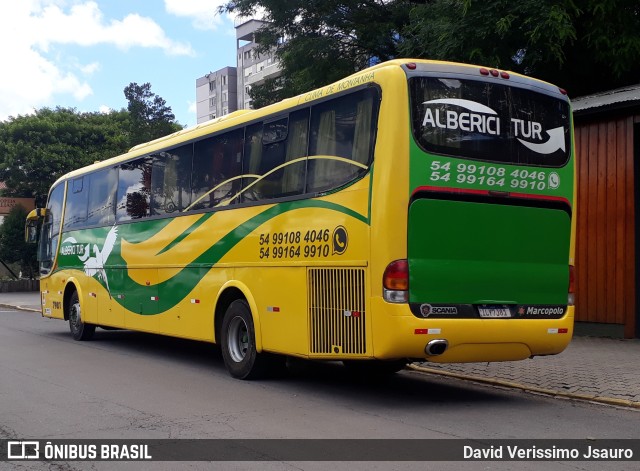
[35,194,47,208]
[25,208,46,243]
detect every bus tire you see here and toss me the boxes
[220,299,267,380]
[68,291,95,341]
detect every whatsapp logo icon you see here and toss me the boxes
[332,226,348,255]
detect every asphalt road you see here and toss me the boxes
[1,308,638,471]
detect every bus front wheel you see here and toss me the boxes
[68,291,95,341]
[220,299,267,380]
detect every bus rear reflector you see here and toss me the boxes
[383,259,409,303]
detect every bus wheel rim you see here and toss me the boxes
[227,316,249,363]
[70,302,81,330]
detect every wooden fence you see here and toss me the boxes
[574,114,638,338]
[0,280,40,292]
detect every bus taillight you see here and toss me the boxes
[383,259,409,303]
[479,68,510,79]
[568,265,575,306]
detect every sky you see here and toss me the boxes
[0,0,243,127]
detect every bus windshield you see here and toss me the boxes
[410,77,571,167]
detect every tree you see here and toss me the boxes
[0,108,131,197]
[399,1,578,75]
[124,82,183,147]
[0,205,37,278]
[0,85,181,198]
[399,0,640,97]
[220,0,413,107]
[221,0,640,101]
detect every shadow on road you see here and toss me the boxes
[47,326,529,410]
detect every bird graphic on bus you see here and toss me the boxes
[78,226,118,293]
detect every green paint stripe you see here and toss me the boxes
[156,212,211,255]
[117,199,368,314]
[118,217,174,244]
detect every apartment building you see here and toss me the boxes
[195,19,282,124]
[195,67,237,123]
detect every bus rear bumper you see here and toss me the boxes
[370,298,575,363]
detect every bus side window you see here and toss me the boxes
[116,157,152,221]
[307,89,376,193]
[282,109,309,196]
[248,117,289,200]
[216,129,244,205]
[63,176,88,229]
[191,129,243,210]
[86,168,117,227]
[241,123,263,203]
[151,144,192,215]
[241,110,308,202]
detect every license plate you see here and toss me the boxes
[478,307,511,318]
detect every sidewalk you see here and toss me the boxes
[412,336,640,409]
[0,291,42,312]
[2,291,639,408]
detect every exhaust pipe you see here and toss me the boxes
[425,339,448,356]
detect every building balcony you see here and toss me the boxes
[244,63,281,86]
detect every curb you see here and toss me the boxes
[408,364,640,410]
[0,303,41,313]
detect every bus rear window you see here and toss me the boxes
[410,77,571,167]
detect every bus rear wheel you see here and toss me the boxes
[68,291,95,341]
[221,299,269,380]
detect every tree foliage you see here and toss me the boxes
[0,108,130,197]
[124,82,183,147]
[221,0,640,102]
[0,205,37,278]
[220,0,412,107]
[400,0,640,97]
[0,82,181,198]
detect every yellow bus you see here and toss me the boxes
[26,59,575,379]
